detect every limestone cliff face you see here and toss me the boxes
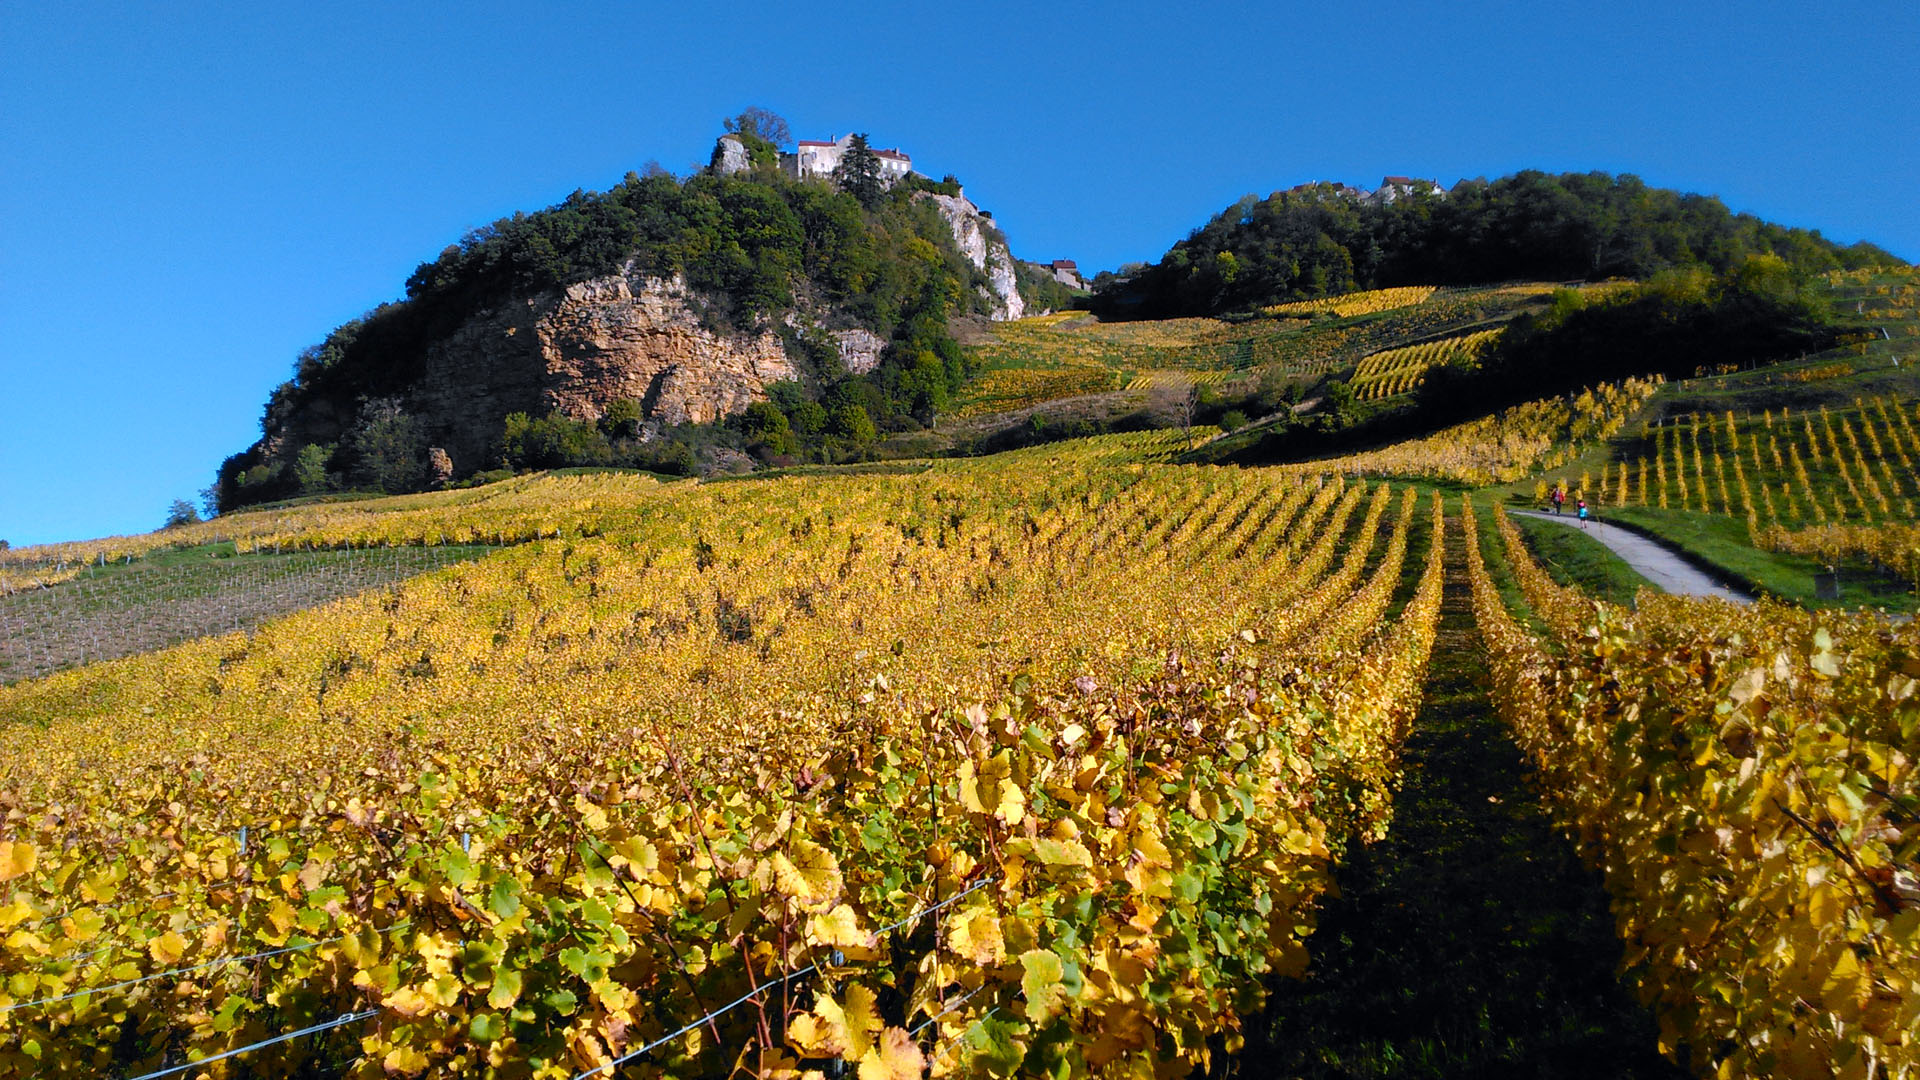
[918,192,1025,321]
[412,273,796,471]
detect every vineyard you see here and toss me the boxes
[1348,328,1502,401]
[0,444,1454,1079]
[0,545,488,684]
[1286,377,1661,485]
[1466,500,1920,1077]
[952,284,1563,418]
[4,359,1918,1076]
[1582,396,1920,525]
[1263,286,1437,319]
[1539,388,1920,584]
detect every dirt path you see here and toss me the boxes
[1512,509,1751,603]
[1230,519,1681,1078]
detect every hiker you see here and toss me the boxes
[1577,498,1589,527]
[1551,486,1565,515]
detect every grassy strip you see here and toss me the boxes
[1600,505,1916,613]
[1236,520,1680,1078]
[1510,515,1652,607]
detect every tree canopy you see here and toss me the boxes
[1093,171,1904,319]
[832,133,886,209]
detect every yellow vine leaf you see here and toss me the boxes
[0,900,33,931]
[840,984,883,1059]
[806,904,872,949]
[148,931,187,965]
[772,837,842,909]
[383,985,438,1018]
[0,842,35,883]
[948,908,1005,965]
[786,1010,839,1056]
[858,1026,925,1080]
[1021,949,1070,1024]
[488,969,523,1010]
[382,1045,430,1076]
[960,751,1024,826]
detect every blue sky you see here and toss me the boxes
[3,0,1915,546]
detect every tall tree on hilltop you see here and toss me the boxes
[722,106,792,151]
[834,134,885,209]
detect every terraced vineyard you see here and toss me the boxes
[953,284,1565,417]
[1264,285,1437,319]
[1349,328,1502,401]
[0,437,1452,1079]
[1554,386,1920,582]
[1286,377,1661,485]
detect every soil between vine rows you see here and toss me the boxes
[1228,523,1684,1080]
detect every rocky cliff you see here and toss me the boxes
[411,272,796,471]
[919,191,1025,321]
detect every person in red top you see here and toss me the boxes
[1551,486,1565,515]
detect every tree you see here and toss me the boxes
[163,499,200,529]
[293,443,335,494]
[828,403,876,446]
[723,107,792,151]
[833,134,886,209]
[347,397,429,492]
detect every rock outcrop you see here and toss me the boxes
[918,191,1025,321]
[832,328,887,375]
[713,134,752,177]
[412,273,797,469]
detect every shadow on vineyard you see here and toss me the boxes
[1231,534,1683,1079]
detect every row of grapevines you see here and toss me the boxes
[2,464,1443,1077]
[1287,378,1661,485]
[1348,329,1501,401]
[1264,286,1439,319]
[1466,500,1920,1077]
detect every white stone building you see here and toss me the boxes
[1369,176,1447,204]
[784,134,913,184]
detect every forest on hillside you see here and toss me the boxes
[1092,171,1904,319]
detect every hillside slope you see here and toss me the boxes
[220,151,1060,510]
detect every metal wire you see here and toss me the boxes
[120,1008,380,1080]
[570,964,818,1080]
[567,874,997,1080]
[3,920,410,1014]
[872,874,995,938]
[909,981,991,1037]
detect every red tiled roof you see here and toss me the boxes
[874,149,910,161]
[1051,260,1077,270]
[1383,175,1426,186]
[797,140,835,147]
